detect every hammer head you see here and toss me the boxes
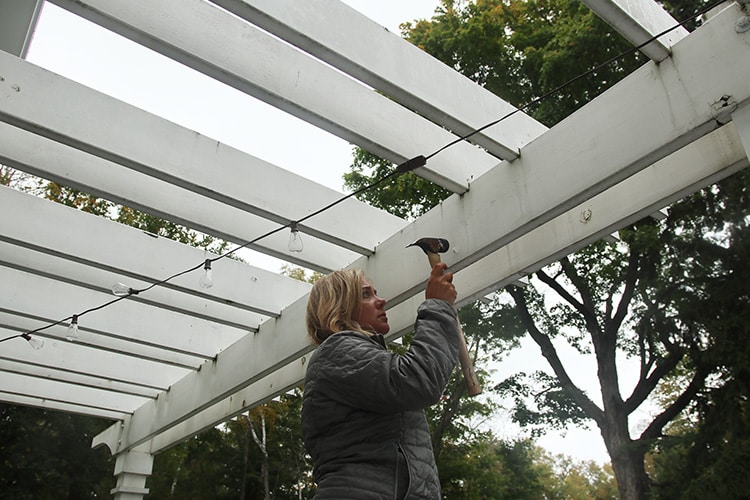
[407,237,450,255]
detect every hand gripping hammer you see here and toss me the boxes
[408,237,482,396]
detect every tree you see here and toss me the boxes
[0,404,114,500]
[647,170,750,498]
[148,390,313,499]
[347,0,732,498]
[402,0,644,126]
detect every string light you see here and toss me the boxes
[66,314,79,342]
[199,259,214,289]
[22,333,44,350]
[3,6,716,349]
[0,333,45,349]
[111,282,138,297]
[288,222,304,253]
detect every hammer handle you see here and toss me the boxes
[427,252,482,397]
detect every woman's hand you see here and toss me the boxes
[425,262,457,305]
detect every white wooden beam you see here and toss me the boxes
[209,0,548,161]
[110,120,748,454]
[0,240,268,332]
[0,122,359,274]
[364,4,750,305]
[581,0,689,61]
[0,358,161,399]
[0,270,228,367]
[94,4,750,451]
[0,0,43,57]
[2,371,145,414]
[452,123,748,303]
[47,0,500,192]
[0,329,187,394]
[0,392,127,420]
[0,186,311,322]
[734,102,750,156]
[0,50,408,258]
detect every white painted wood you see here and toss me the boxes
[99,4,750,450]
[0,0,43,57]
[0,392,128,420]
[581,0,689,61]
[0,0,746,467]
[2,371,146,413]
[733,103,750,156]
[452,123,748,303]
[122,122,748,454]
[47,0,499,192]
[0,50,408,255]
[372,1,750,304]
[0,358,161,398]
[0,240,269,332]
[209,0,548,160]
[0,122,359,273]
[0,272,220,369]
[147,357,307,453]
[0,185,311,320]
[0,329,187,393]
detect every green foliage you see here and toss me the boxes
[148,427,239,499]
[403,0,644,126]
[543,455,619,499]
[437,437,553,499]
[342,148,451,220]
[148,390,313,499]
[43,182,115,218]
[647,169,750,498]
[280,263,323,284]
[0,404,114,500]
[1,165,37,190]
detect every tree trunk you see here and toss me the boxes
[238,424,250,500]
[249,413,270,500]
[595,367,651,497]
[603,428,650,500]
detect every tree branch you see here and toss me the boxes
[507,285,605,426]
[638,366,707,441]
[607,249,640,335]
[624,349,684,414]
[536,266,587,317]
[560,257,602,333]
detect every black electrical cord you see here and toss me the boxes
[4,0,725,345]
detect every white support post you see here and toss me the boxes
[733,103,750,157]
[110,448,154,500]
[0,0,43,57]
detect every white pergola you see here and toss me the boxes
[1,0,749,497]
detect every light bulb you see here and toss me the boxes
[66,315,79,342]
[288,222,304,253]
[22,333,44,350]
[111,282,133,297]
[199,259,214,289]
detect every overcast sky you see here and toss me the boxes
[24,0,624,465]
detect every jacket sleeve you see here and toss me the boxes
[313,299,460,413]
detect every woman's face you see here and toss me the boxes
[353,279,389,334]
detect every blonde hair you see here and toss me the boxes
[306,268,369,345]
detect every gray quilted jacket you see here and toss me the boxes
[302,299,459,499]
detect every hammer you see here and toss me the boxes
[408,237,482,396]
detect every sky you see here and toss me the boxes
[26,0,443,194]
[21,0,630,465]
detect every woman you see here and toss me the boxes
[302,263,460,499]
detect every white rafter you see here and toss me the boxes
[0,0,748,496]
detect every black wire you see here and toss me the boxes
[11,1,724,342]
[425,0,724,161]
